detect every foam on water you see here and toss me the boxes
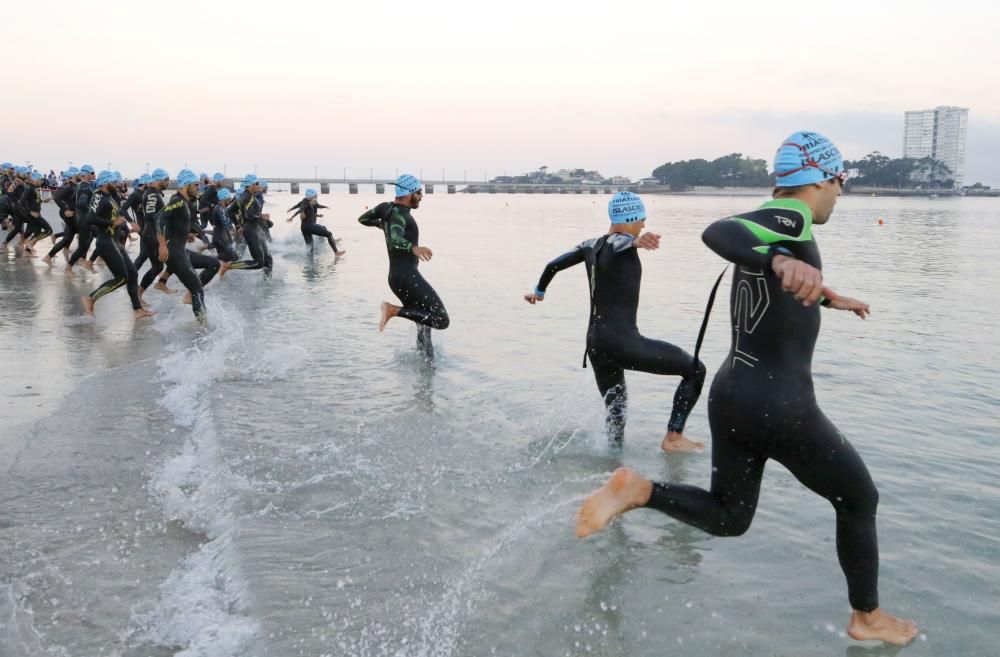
[134,306,260,656]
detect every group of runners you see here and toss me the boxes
[0,130,919,645]
[1,167,345,323]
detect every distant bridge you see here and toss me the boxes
[221,178,635,195]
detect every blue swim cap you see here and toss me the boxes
[151,168,169,182]
[138,173,151,185]
[394,174,421,197]
[608,191,646,224]
[773,131,845,187]
[212,172,225,183]
[199,172,209,180]
[1,162,11,169]
[80,164,95,174]
[217,188,233,202]
[96,170,116,187]
[30,171,43,182]
[258,180,268,188]
[65,167,80,177]
[305,188,318,198]
[177,169,199,186]
[242,174,259,187]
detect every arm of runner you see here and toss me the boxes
[531,242,589,300]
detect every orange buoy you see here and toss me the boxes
[878,218,884,225]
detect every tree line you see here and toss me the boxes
[649,151,956,189]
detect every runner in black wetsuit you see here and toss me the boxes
[79,171,154,320]
[20,171,53,253]
[157,169,216,323]
[525,191,706,450]
[43,168,81,265]
[576,132,918,647]
[210,187,239,262]
[1,167,28,250]
[358,174,448,360]
[0,195,18,244]
[136,169,178,296]
[287,189,345,255]
[225,174,273,276]
[66,165,97,274]
[197,173,224,229]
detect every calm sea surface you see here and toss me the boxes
[1,192,998,657]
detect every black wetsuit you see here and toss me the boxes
[158,192,215,321]
[197,184,218,229]
[536,232,705,444]
[210,204,237,261]
[0,196,17,239]
[2,181,26,245]
[290,199,340,252]
[137,187,167,290]
[643,198,880,613]
[68,181,96,266]
[48,181,79,258]
[86,190,142,310]
[227,190,272,274]
[120,186,144,230]
[359,202,449,356]
[20,185,52,242]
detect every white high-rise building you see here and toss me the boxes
[903,106,969,187]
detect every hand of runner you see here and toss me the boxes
[821,286,870,319]
[771,255,823,306]
[412,246,433,261]
[634,232,661,250]
[158,246,169,262]
[524,292,544,304]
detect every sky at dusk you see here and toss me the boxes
[5,1,998,183]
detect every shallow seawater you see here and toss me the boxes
[1,192,998,656]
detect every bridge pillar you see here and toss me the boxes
[349,183,358,194]
[590,187,598,194]
[290,182,300,195]
[425,184,434,194]
[542,187,552,194]
[320,183,330,194]
[447,185,456,194]
[488,185,496,193]
[560,188,568,194]
[604,187,612,194]
[575,188,583,194]
[525,187,534,194]
[507,187,516,194]
[375,183,385,194]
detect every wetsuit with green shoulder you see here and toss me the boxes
[358,202,449,330]
[640,197,881,613]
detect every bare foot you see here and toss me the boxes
[42,255,53,266]
[0,243,7,251]
[661,431,705,453]
[80,295,95,316]
[154,281,175,294]
[133,307,156,319]
[379,302,400,332]
[219,261,231,278]
[82,260,96,272]
[847,608,918,645]
[575,467,653,538]
[335,250,346,256]
[181,292,192,305]
[65,266,76,278]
